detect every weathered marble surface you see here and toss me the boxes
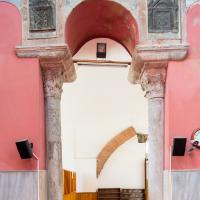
[163,170,171,200]
[141,66,166,200]
[172,170,200,200]
[148,98,164,200]
[0,171,47,200]
[43,68,64,200]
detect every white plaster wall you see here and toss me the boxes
[98,137,146,189]
[61,38,148,192]
[76,158,97,192]
[73,38,132,61]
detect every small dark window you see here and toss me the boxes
[96,43,107,59]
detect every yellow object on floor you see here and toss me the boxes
[64,192,76,200]
[76,193,97,200]
[64,192,97,200]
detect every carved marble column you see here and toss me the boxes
[140,63,167,200]
[16,44,76,200]
[42,67,64,200]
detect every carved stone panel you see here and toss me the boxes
[29,0,56,32]
[148,0,179,33]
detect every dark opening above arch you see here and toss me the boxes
[65,0,139,56]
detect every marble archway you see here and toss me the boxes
[15,0,188,200]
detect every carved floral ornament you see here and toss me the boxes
[42,67,64,99]
[137,133,148,143]
[140,64,167,99]
[16,44,76,98]
[40,55,76,83]
[40,56,76,99]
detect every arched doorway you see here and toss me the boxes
[62,0,145,198]
[61,37,148,195]
[0,0,189,200]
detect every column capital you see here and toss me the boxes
[128,44,188,84]
[42,67,64,99]
[16,44,76,83]
[140,62,167,99]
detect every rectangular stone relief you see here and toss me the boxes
[29,0,56,32]
[148,0,179,33]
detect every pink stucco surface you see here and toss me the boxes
[0,2,45,170]
[1,1,200,171]
[165,3,200,170]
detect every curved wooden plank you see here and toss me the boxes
[96,127,136,177]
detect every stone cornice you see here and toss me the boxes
[128,44,188,84]
[15,44,76,83]
[136,44,188,61]
[16,44,69,58]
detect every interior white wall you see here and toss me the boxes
[98,137,146,189]
[61,38,148,192]
[76,158,97,192]
[73,38,131,61]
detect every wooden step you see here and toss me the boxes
[97,188,145,200]
[98,188,121,199]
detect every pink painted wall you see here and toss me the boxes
[0,2,45,170]
[165,2,200,170]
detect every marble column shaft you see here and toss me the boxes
[43,67,64,200]
[141,66,167,200]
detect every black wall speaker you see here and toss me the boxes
[172,138,187,156]
[16,139,33,159]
